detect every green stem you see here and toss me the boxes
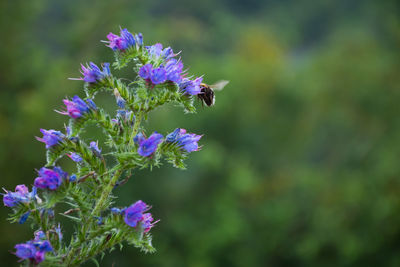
[91,168,123,217]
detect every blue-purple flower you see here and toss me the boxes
[57,96,95,119]
[134,132,164,157]
[3,185,36,207]
[150,68,167,84]
[106,28,142,51]
[138,64,152,79]
[68,153,83,162]
[14,232,53,264]
[165,59,184,83]
[34,167,68,191]
[36,129,64,149]
[79,62,111,83]
[142,213,158,233]
[19,211,31,224]
[138,61,183,85]
[90,141,102,158]
[166,128,202,152]
[179,77,203,95]
[146,43,177,60]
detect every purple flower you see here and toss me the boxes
[146,43,163,59]
[34,167,68,191]
[166,128,202,152]
[68,153,83,162]
[79,62,111,83]
[106,28,142,51]
[138,64,153,79]
[111,207,122,214]
[134,132,164,157]
[36,129,64,149]
[3,185,36,207]
[14,234,53,264]
[19,211,30,224]
[124,200,148,227]
[142,213,158,233]
[165,59,184,83]
[179,77,203,95]
[146,43,177,60]
[55,223,63,241]
[57,95,93,119]
[90,141,102,157]
[150,68,167,84]
[15,243,36,259]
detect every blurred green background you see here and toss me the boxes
[1,0,400,266]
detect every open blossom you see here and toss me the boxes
[134,132,164,157]
[146,43,177,60]
[106,28,142,51]
[34,167,68,190]
[36,129,64,149]
[79,62,111,83]
[166,128,202,152]
[57,95,94,119]
[138,61,183,84]
[3,185,36,207]
[139,64,167,84]
[165,59,184,83]
[122,200,157,232]
[179,77,203,95]
[14,231,53,264]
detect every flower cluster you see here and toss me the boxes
[106,28,143,51]
[34,167,68,191]
[139,59,184,85]
[166,128,203,152]
[3,27,212,266]
[2,185,36,207]
[14,231,53,264]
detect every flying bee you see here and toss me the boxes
[198,80,229,106]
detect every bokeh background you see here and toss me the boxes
[1,0,400,266]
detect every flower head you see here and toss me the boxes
[134,132,164,157]
[14,233,53,264]
[79,62,110,83]
[57,95,93,119]
[166,128,202,152]
[139,62,183,85]
[179,77,203,95]
[3,185,36,207]
[34,167,68,191]
[36,129,64,149]
[106,28,142,51]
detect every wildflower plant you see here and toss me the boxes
[3,27,208,266]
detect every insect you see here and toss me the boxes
[198,80,229,106]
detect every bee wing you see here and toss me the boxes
[210,80,229,91]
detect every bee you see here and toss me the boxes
[198,80,229,106]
